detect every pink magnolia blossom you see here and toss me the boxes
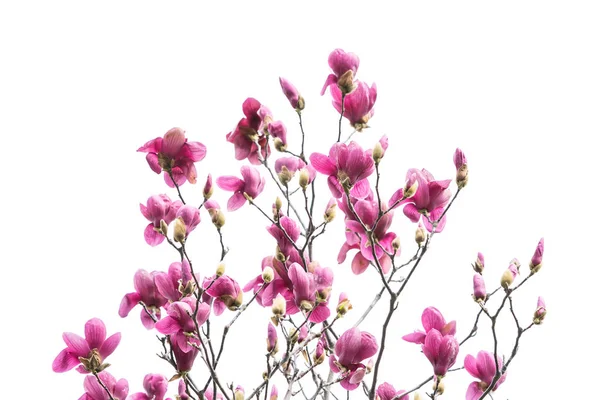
[226,98,268,165]
[267,322,278,353]
[464,351,507,400]
[79,371,128,400]
[274,157,315,186]
[287,262,333,323]
[472,274,487,302]
[330,81,377,131]
[154,260,195,303]
[154,297,210,353]
[422,328,460,376]
[403,307,456,344]
[329,327,378,391]
[530,237,544,273]
[453,148,469,188]
[119,269,168,329]
[138,127,207,187]
[310,141,374,199]
[217,165,265,211]
[172,339,199,373]
[376,383,409,400]
[175,205,201,240]
[140,194,182,246]
[267,216,301,258]
[203,274,243,315]
[337,198,396,275]
[473,252,485,274]
[321,48,360,95]
[52,318,121,374]
[279,77,303,110]
[389,168,452,233]
[129,374,168,400]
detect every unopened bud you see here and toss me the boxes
[278,166,292,185]
[472,274,487,303]
[272,293,286,317]
[433,379,445,395]
[234,387,245,400]
[529,238,544,274]
[203,174,213,199]
[336,292,352,317]
[262,267,274,283]
[316,287,331,303]
[159,219,169,236]
[210,209,226,229]
[453,148,468,189]
[313,342,325,365]
[216,263,225,277]
[500,262,518,289]
[472,252,485,274]
[267,323,278,354]
[415,224,427,245]
[404,178,419,199]
[372,142,384,164]
[173,217,187,243]
[274,138,286,152]
[337,70,356,95]
[533,296,546,324]
[299,168,310,189]
[275,197,283,212]
[296,96,305,111]
[300,300,314,312]
[392,237,401,252]
[324,200,337,223]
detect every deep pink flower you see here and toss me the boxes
[376,383,408,400]
[154,260,195,303]
[175,205,201,239]
[422,329,460,376]
[171,339,199,373]
[119,269,168,329]
[310,141,374,199]
[337,198,396,275]
[140,194,182,246]
[52,318,121,374]
[267,216,301,258]
[129,374,168,400]
[403,307,456,345]
[217,165,265,211]
[279,77,303,110]
[329,327,378,391]
[154,297,210,353]
[203,275,243,315]
[321,48,360,95]
[267,322,278,353]
[138,127,207,187]
[389,168,452,233]
[464,351,507,400]
[79,371,128,400]
[530,237,544,273]
[330,81,377,131]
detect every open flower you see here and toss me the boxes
[80,371,128,400]
[464,351,507,400]
[321,48,360,95]
[403,307,456,345]
[52,318,121,374]
[203,274,243,315]
[329,327,378,390]
[217,165,265,211]
[140,194,182,246]
[119,269,168,329]
[138,127,207,187]
[310,141,374,199]
[154,297,210,353]
[330,81,377,131]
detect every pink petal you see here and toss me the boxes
[422,307,445,332]
[161,128,186,158]
[227,193,247,211]
[144,224,164,246]
[402,331,426,344]
[351,252,369,275]
[466,381,483,400]
[155,316,181,335]
[119,292,141,318]
[464,354,480,378]
[84,318,107,350]
[185,141,207,162]
[62,332,90,356]
[216,176,244,192]
[309,153,337,176]
[308,303,331,323]
[403,203,421,223]
[145,153,162,174]
[52,348,81,372]
[99,332,121,359]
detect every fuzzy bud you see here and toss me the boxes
[403,176,419,199]
[274,137,286,152]
[262,267,274,284]
[453,148,468,189]
[472,252,485,274]
[500,261,519,289]
[372,142,384,164]
[533,296,546,324]
[313,341,325,365]
[415,223,427,245]
[234,387,245,400]
[159,219,169,236]
[267,323,278,354]
[324,199,337,223]
[272,293,286,317]
[433,379,445,395]
[173,217,187,243]
[210,209,226,229]
[216,263,225,277]
[336,292,352,317]
[299,168,310,190]
[270,385,278,400]
[275,197,283,212]
[337,69,356,95]
[203,174,213,200]
[392,237,401,252]
[529,238,544,274]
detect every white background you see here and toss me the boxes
[1,1,598,398]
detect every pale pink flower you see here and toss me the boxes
[80,371,128,400]
[119,269,168,329]
[329,327,378,391]
[217,165,265,211]
[52,318,121,374]
[138,127,207,187]
[129,374,168,400]
[464,351,507,400]
[422,329,460,376]
[472,274,487,302]
[389,168,452,232]
[310,141,374,198]
[321,48,360,95]
[376,383,408,400]
[140,194,182,246]
[403,307,456,345]
[330,81,377,131]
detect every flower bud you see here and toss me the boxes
[272,293,286,318]
[336,292,352,317]
[300,300,314,312]
[324,199,337,223]
[210,209,226,229]
[216,263,225,277]
[415,223,427,245]
[403,175,419,199]
[267,323,278,354]
[270,385,278,400]
[159,219,169,236]
[472,274,486,302]
[313,341,325,365]
[297,325,308,343]
[299,168,310,190]
[472,252,485,274]
[262,267,274,283]
[392,237,401,252]
[234,386,245,400]
[453,148,468,189]
[433,379,445,395]
[337,69,356,95]
[173,217,187,243]
[372,142,384,164]
[203,174,213,200]
[533,296,546,324]
[529,238,544,274]
[274,137,286,152]
[500,261,519,289]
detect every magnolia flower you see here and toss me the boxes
[279,77,304,110]
[376,382,409,400]
[80,371,128,400]
[403,307,456,345]
[154,260,195,302]
[203,274,243,315]
[321,48,360,95]
[530,238,544,273]
[310,141,374,199]
[140,194,182,246]
[330,81,377,131]
[464,351,507,400]
[129,374,168,400]
[217,165,265,211]
[533,296,547,324]
[472,274,487,303]
[52,318,121,374]
[119,269,168,329]
[422,329,460,376]
[154,298,210,353]
[329,327,378,390]
[453,148,468,188]
[137,127,207,187]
